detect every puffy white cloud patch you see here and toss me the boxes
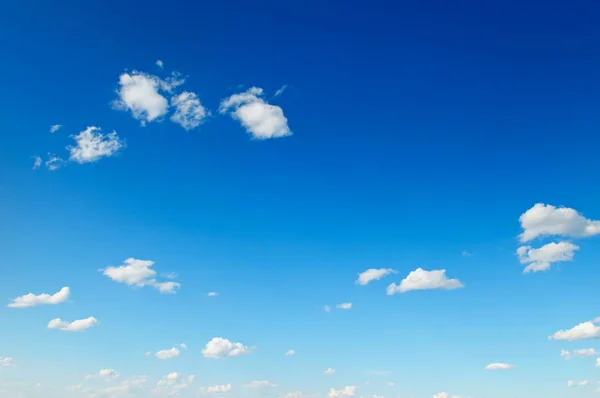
[387,268,463,294]
[336,303,352,310]
[0,357,13,367]
[113,71,170,125]
[202,337,251,359]
[49,124,62,133]
[86,369,119,380]
[102,258,180,294]
[432,393,462,398]
[170,91,209,130]
[180,343,187,350]
[484,363,514,370]
[281,391,303,398]
[327,386,357,397]
[244,381,277,388]
[8,286,70,308]
[561,348,597,359]
[567,380,589,388]
[45,153,65,171]
[207,292,218,297]
[519,203,600,242]
[32,155,41,169]
[324,368,335,374]
[155,347,180,360]
[68,126,124,164]
[219,87,291,139]
[203,384,232,394]
[517,241,579,273]
[285,349,295,356]
[549,322,600,341]
[356,268,397,285]
[47,316,98,332]
[156,60,164,69]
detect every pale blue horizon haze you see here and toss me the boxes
[1,1,600,398]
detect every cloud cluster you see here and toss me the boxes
[560,348,597,359]
[102,258,180,294]
[8,286,70,308]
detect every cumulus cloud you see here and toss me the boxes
[387,268,463,294]
[155,347,180,360]
[356,268,397,285]
[567,380,589,388]
[47,316,98,332]
[516,241,579,273]
[45,153,65,171]
[202,337,251,359]
[203,384,232,394]
[49,124,62,133]
[281,391,303,398]
[285,349,295,356]
[561,348,597,359]
[0,357,13,367]
[86,369,119,380]
[432,393,462,398]
[32,155,41,169]
[180,343,187,350]
[519,203,600,242]
[324,368,336,374]
[327,386,357,397]
[102,258,180,294]
[112,71,172,125]
[8,286,70,308]
[156,60,164,69]
[244,381,277,388]
[67,126,124,164]
[336,303,352,310]
[484,363,514,370]
[170,91,209,130]
[207,292,218,297]
[549,322,600,341]
[219,87,292,139]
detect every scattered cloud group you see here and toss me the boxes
[387,268,463,294]
[8,286,70,308]
[203,384,232,394]
[47,316,98,332]
[102,258,180,294]
[356,268,397,285]
[202,337,251,359]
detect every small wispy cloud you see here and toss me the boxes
[273,84,288,97]
[156,60,164,69]
[49,124,62,134]
[32,155,42,170]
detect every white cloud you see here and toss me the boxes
[327,386,357,397]
[336,303,352,310]
[285,349,295,356]
[274,84,288,97]
[356,268,397,285]
[207,292,218,297]
[461,250,474,257]
[113,71,170,125]
[45,153,65,171]
[324,305,331,312]
[47,316,98,332]
[519,203,600,242]
[516,241,579,273]
[387,268,463,294]
[567,380,590,388]
[549,321,600,341]
[170,91,209,130]
[219,87,292,139]
[102,258,180,294]
[86,369,119,380]
[155,347,180,360]
[324,368,336,374]
[484,363,514,370]
[156,60,164,68]
[180,343,187,350]
[281,391,303,398]
[202,337,251,359]
[0,357,13,367]
[244,381,277,388]
[8,286,70,308]
[32,156,41,169]
[596,358,600,367]
[560,348,597,359]
[49,124,62,133]
[432,393,462,398]
[67,126,124,164]
[203,384,232,394]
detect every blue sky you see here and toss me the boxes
[1,0,600,397]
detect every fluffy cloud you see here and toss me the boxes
[49,124,62,133]
[156,60,164,69]
[68,126,124,164]
[202,337,251,359]
[387,268,463,294]
[244,381,277,388]
[324,368,336,374]
[432,393,462,398]
[102,258,180,294]
[281,391,303,398]
[32,155,41,169]
[561,348,597,359]
[203,384,232,394]
[285,349,295,356]
[47,316,98,332]
[356,268,397,285]
[7,286,70,308]
[219,87,291,139]
[155,347,180,360]
[327,386,357,397]
[336,303,352,310]
[170,91,209,130]
[519,203,600,242]
[45,153,65,171]
[484,363,514,370]
[86,369,119,380]
[0,357,13,367]
[180,343,187,350]
[567,380,589,387]
[549,322,600,341]
[516,241,579,273]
